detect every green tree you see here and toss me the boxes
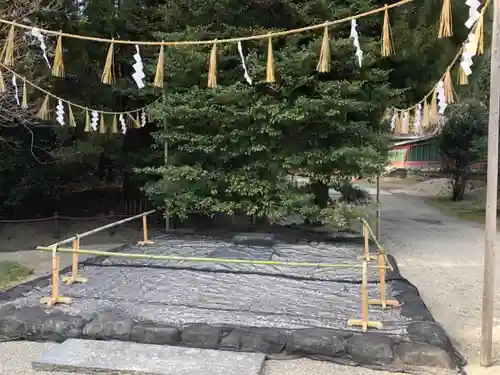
[135,0,403,225]
[437,99,488,201]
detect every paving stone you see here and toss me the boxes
[32,338,266,375]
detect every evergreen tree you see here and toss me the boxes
[137,0,404,223]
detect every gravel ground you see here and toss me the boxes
[1,185,499,374]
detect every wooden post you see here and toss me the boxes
[62,236,88,285]
[40,254,72,307]
[358,223,376,262]
[368,254,399,309]
[481,0,500,365]
[347,260,383,332]
[137,214,154,246]
[53,212,60,238]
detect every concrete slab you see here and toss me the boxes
[32,339,266,375]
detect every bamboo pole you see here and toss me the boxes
[368,253,400,309]
[36,246,390,269]
[61,236,88,285]
[137,215,154,245]
[48,210,156,248]
[358,223,377,261]
[40,254,72,307]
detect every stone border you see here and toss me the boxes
[0,242,464,371]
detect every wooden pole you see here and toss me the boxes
[61,236,88,285]
[137,215,154,246]
[481,0,500,365]
[163,93,170,232]
[375,175,381,241]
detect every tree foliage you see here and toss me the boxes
[0,0,490,219]
[437,99,488,201]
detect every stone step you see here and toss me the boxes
[32,338,266,375]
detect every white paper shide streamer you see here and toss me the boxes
[350,20,363,67]
[414,103,422,134]
[402,111,409,133]
[436,80,447,115]
[11,75,20,106]
[119,114,127,135]
[237,41,252,85]
[460,32,478,77]
[56,100,65,126]
[140,111,146,127]
[91,110,99,131]
[132,45,145,89]
[31,28,51,69]
[465,0,481,29]
[390,113,397,132]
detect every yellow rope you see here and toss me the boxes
[392,0,490,112]
[0,62,160,115]
[0,0,413,46]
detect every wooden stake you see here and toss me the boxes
[62,237,88,285]
[368,254,400,309]
[40,254,72,307]
[347,261,383,332]
[358,224,376,261]
[137,215,154,246]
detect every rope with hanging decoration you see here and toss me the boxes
[388,0,488,136]
[0,0,468,135]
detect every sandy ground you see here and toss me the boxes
[1,178,500,374]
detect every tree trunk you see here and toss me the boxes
[311,180,329,209]
[452,173,467,201]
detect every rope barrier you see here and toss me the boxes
[0,213,134,223]
[0,0,413,46]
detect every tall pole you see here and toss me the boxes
[163,93,170,232]
[375,175,381,241]
[480,0,500,366]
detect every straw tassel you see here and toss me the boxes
[430,90,437,118]
[101,41,115,84]
[84,109,91,132]
[443,70,455,103]
[3,26,16,66]
[68,105,76,127]
[266,37,276,83]
[475,14,484,55]
[0,70,6,93]
[100,113,106,134]
[458,66,468,85]
[111,114,118,134]
[316,25,330,73]
[422,100,430,128]
[52,35,65,77]
[135,112,141,128]
[207,43,217,88]
[154,45,165,88]
[36,95,51,120]
[381,5,394,57]
[438,0,453,38]
[395,112,402,134]
[21,81,28,109]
